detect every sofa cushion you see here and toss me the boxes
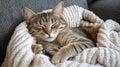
[89,0,120,22]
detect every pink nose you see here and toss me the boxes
[46,31,51,36]
[44,29,52,37]
[44,28,52,37]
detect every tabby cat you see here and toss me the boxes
[22,1,95,64]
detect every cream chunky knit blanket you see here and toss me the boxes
[2,5,120,67]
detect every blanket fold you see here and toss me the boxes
[97,20,120,51]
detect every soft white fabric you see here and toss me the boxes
[2,5,120,67]
[97,20,120,51]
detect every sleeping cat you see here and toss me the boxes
[22,1,95,64]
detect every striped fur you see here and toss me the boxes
[23,1,95,64]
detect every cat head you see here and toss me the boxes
[22,1,68,42]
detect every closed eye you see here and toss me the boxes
[51,24,60,29]
[32,26,42,32]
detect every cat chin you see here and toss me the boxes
[43,37,56,42]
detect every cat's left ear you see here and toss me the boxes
[52,1,64,18]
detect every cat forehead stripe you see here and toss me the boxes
[38,13,52,24]
[38,13,62,27]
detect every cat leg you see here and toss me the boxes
[44,43,60,56]
[52,41,94,64]
[32,44,43,54]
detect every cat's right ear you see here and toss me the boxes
[22,7,36,24]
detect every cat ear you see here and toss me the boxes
[22,7,36,24]
[52,1,64,18]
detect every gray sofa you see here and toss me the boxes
[0,0,120,65]
[89,0,120,22]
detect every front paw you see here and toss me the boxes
[45,44,60,56]
[51,51,68,64]
[32,44,43,54]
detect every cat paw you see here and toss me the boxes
[51,51,68,64]
[45,44,60,55]
[32,44,43,54]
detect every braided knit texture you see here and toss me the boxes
[2,5,120,67]
[97,20,120,51]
